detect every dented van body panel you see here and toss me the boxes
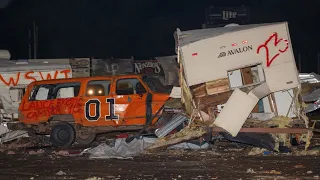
[18,75,170,130]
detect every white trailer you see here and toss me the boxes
[176,22,300,136]
[0,59,72,122]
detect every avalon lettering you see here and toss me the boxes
[217,45,253,58]
[227,45,253,55]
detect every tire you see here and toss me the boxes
[50,122,76,147]
[76,133,96,146]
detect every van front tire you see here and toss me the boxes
[50,122,76,147]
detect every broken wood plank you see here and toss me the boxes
[197,91,233,110]
[205,78,230,95]
[147,126,208,150]
[190,83,206,98]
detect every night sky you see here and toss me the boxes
[0,0,320,72]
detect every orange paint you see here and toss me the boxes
[24,71,37,82]
[0,69,71,86]
[0,72,21,86]
[60,69,71,78]
[19,75,170,128]
[39,70,59,80]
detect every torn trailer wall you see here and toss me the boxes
[168,22,312,147]
[0,59,72,122]
[148,22,313,150]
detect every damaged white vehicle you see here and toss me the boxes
[0,52,72,143]
[149,22,315,151]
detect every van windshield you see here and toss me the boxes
[142,76,170,94]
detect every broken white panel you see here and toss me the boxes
[302,88,320,113]
[299,73,320,83]
[169,86,181,98]
[214,88,259,136]
[215,83,272,136]
[0,130,29,144]
[155,113,188,138]
[305,103,320,113]
[228,69,243,88]
[264,61,299,92]
[262,89,295,117]
[302,88,320,102]
[0,123,10,135]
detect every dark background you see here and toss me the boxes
[0,0,319,72]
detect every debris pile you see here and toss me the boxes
[1,22,320,159]
[146,22,319,153]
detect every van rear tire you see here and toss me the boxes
[50,122,76,147]
[76,133,96,146]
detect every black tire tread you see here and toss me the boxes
[50,122,76,147]
[76,133,96,146]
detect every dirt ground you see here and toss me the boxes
[0,140,319,180]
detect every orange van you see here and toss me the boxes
[17,75,170,147]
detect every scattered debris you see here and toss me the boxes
[85,177,103,180]
[7,150,15,155]
[294,164,305,168]
[248,148,269,156]
[307,171,313,174]
[53,150,70,156]
[56,170,66,176]
[86,136,209,159]
[29,149,45,155]
[246,168,256,174]
[147,126,207,150]
[262,170,282,174]
[293,149,320,156]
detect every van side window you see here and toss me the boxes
[86,80,111,96]
[116,78,147,95]
[29,85,53,101]
[53,82,81,99]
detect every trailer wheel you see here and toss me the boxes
[76,133,96,146]
[50,122,76,147]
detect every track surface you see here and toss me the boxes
[0,143,319,180]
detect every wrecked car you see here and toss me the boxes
[10,75,171,147]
